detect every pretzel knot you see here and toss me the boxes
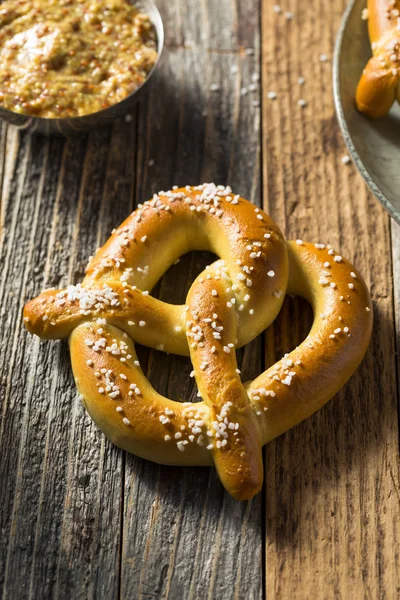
[24,184,373,500]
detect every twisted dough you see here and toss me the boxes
[24,184,372,500]
[356,0,400,117]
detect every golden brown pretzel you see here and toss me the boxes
[24,184,373,500]
[356,0,400,117]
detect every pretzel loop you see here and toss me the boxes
[24,184,372,500]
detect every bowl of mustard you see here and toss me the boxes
[0,0,164,135]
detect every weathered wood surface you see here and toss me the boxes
[262,1,400,598]
[0,0,399,599]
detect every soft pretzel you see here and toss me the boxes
[356,0,400,117]
[24,184,373,500]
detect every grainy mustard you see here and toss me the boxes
[0,0,158,118]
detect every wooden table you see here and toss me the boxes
[1,0,399,598]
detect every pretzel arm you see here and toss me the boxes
[70,322,213,466]
[186,269,263,501]
[356,0,400,117]
[24,283,188,354]
[356,52,399,117]
[246,241,373,442]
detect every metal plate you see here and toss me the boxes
[333,0,400,223]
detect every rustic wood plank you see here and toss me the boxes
[0,121,8,230]
[390,218,400,580]
[0,131,66,597]
[262,0,400,597]
[48,122,135,600]
[120,1,264,598]
[0,0,266,596]
[0,117,137,599]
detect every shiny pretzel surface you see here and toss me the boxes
[356,0,400,117]
[24,184,373,500]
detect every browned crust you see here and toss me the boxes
[356,0,400,117]
[356,53,398,117]
[23,186,373,500]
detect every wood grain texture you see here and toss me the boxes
[0,126,130,600]
[262,0,400,597]
[120,1,264,597]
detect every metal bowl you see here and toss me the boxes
[333,0,400,224]
[0,0,164,136]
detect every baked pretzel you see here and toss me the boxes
[356,0,400,117]
[24,184,373,500]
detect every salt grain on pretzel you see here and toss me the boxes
[24,184,372,501]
